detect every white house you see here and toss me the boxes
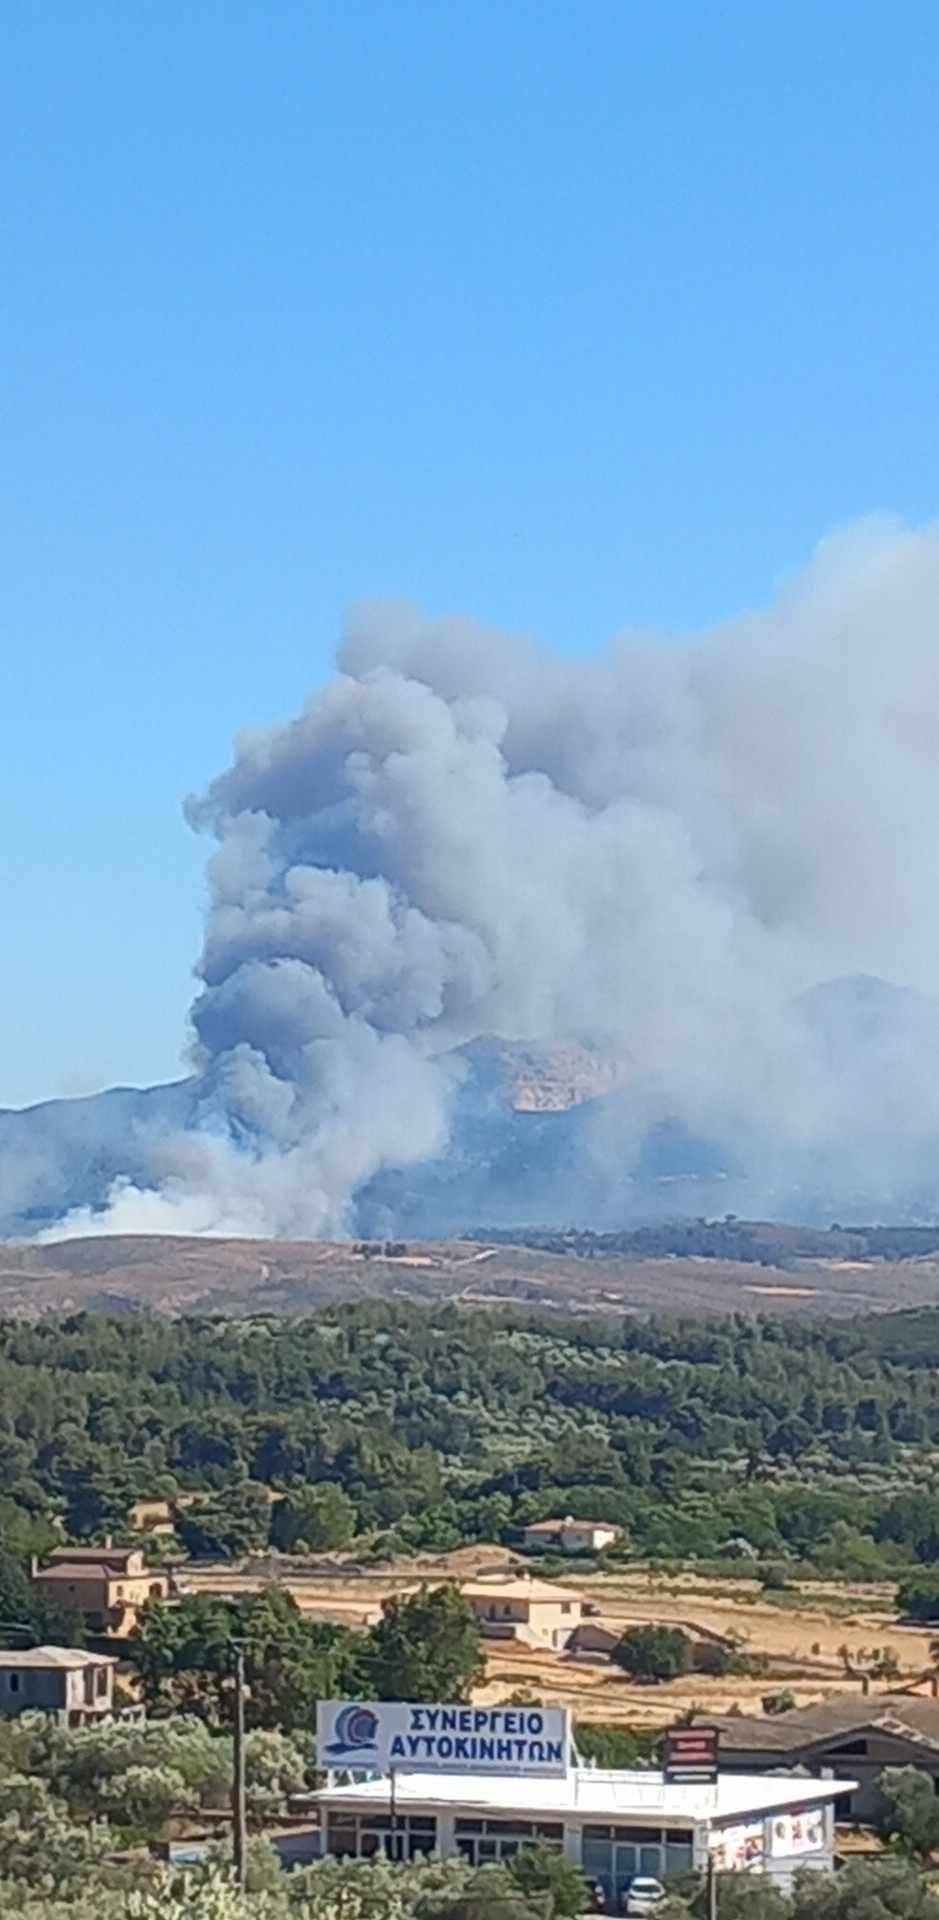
[522,1517,620,1555]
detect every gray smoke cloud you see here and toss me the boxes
[45,514,939,1237]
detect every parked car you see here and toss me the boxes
[624,1878,665,1917]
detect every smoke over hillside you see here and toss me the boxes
[27,516,939,1237]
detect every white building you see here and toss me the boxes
[315,1766,853,1895]
[522,1517,621,1555]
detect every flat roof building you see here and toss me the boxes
[315,1765,851,1896]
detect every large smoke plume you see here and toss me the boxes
[45,516,939,1237]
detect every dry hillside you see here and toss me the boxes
[1,1234,938,1319]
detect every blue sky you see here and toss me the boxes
[4,0,939,1108]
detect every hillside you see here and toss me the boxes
[2,1231,939,1318]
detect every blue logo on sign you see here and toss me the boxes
[325,1704,380,1758]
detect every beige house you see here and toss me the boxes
[522,1516,621,1555]
[461,1576,584,1648]
[0,1646,119,1726]
[31,1544,168,1637]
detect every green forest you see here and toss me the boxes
[4,1299,939,1581]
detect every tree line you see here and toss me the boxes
[472,1220,939,1264]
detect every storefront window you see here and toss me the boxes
[326,1814,438,1860]
[453,1817,562,1865]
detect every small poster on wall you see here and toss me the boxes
[769,1807,825,1857]
[708,1822,765,1871]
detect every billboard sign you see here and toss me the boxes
[663,1726,719,1784]
[768,1807,825,1858]
[316,1701,571,1776]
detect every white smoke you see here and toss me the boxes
[46,514,939,1239]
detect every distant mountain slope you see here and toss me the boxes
[0,1079,198,1235]
[5,976,939,1238]
[454,1039,625,1111]
[796,973,939,1064]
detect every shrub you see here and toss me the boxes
[612,1626,692,1682]
[762,1689,797,1715]
[760,1564,791,1592]
[898,1571,939,1622]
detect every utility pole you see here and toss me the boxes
[232,1644,247,1893]
[389,1763,399,1862]
[706,1851,718,1920]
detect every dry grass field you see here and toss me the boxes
[177,1548,935,1729]
[3,1232,939,1318]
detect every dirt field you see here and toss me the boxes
[178,1549,936,1729]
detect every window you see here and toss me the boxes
[327,1815,437,1861]
[455,1818,560,1865]
[326,1817,358,1857]
[561,1603,571,1614]
[96,1668,109,1698]
[8,1674,20,1694]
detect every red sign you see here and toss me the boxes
[663,1726,719,1783]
